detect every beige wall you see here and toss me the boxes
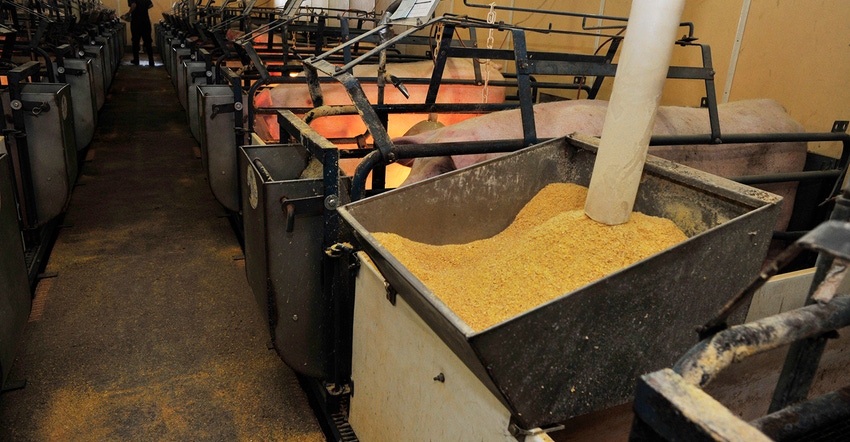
[427,0,848,155]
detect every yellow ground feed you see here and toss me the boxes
[372,183,687,331]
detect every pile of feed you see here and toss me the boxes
[372,183,688,331]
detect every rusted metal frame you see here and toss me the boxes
[350,139,530,201]
[312,14,326,57]
[696,43,720,141]
[305,102,515,123]
[631,369,773,442]
[210,29,234,59]
[339,15,351,65]
[462,0,629,25]
[302,59,324,109]
[424,22,457,104]
[651,131,850,206]
[219,66,247,146]
[237,40,271,81]
[512,29,537,147]
[632,295,850,441]
[290,19,372,44]
[305,20,390,66]
[753,385,850,441]
[52,44,72,83]
[243,72,520,88]
[11,28,56,82]
[769,190,850,412]
[587,36,622,99]
[829,121,850,198]
[676,294,850,388]
[275,108,351,385]
[308,16,444,72]
[232,11,301,44]
[304,58,395,162]
[239,40,272,136]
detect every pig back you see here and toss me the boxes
[649,99,807,231]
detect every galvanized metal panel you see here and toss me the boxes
[170,47,191,88]
[21,83,78,225]
[93,36,115,88]
[177,60,205,111]
[83,45,107,110]
[199,85,241,212]
[184,61,208,141]
[240,144,333,379]
[55,58,98,150]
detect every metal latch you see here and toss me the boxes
[57,66,86,76]
[10,100,50,116]
[210,101,242,119]
[281,194,323,232]
[325,242,354,258]
[508,422,565,440]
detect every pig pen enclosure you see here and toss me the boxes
[156,0,850,439]
[3,0,850,441]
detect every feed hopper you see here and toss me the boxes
[198,84,242,212]
[162,38,179,78]
[54,58,98,150]
[82,44,107,110]
[93,35,115,89]
[0,141,31,388]
[177,59,205,111]
[182,61,207,140]
[17,83,78,225]
[338,135,782,429]
[169,45,191,88]
[239,144,351,380]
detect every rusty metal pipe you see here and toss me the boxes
[752,385,850,441]
[673,295,850,389]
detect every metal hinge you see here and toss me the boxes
[384,281,397,305]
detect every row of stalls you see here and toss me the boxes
[165,0,850,440]
[0,0,124,397]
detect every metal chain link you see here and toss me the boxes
[482,2,497,103]
[433,23,444,62]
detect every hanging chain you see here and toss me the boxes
[482,2,497,103]
[433,23,445,62]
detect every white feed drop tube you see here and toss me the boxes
[584,0,686,225]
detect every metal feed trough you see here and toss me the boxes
[54,57,98,150]
[239,143,352,381]
[337,134,782,430]
[1,80,78,227]
[198,84,243,212]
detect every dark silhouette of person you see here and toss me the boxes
[125,0,154,65]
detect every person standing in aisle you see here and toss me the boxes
[123,0,154,66]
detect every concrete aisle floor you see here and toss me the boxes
[0,59,325,441]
